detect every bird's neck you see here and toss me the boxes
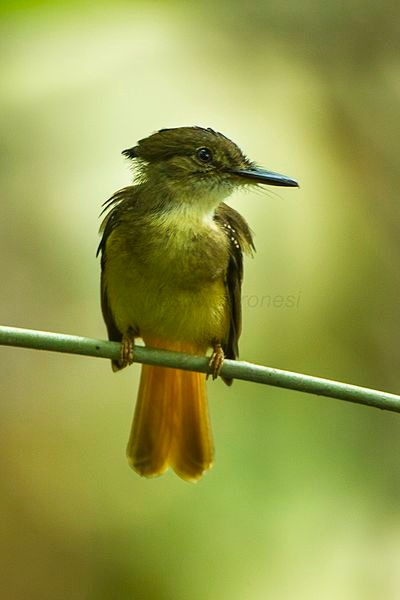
[151,200,219,233]
[139,177,231,226]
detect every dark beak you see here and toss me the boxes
[232,166,299,188]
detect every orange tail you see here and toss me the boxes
[126,359,214,482]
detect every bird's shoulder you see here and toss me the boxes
[96,185,141,258]
[214,202,255,257]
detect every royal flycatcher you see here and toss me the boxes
[97,127,298,481]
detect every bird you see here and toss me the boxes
[97,126,298,482]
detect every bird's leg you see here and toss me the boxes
[119,327,136,369]
[208,341,225,380]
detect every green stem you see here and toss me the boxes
[1,325,399,413]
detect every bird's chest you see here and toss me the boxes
[103,215,231,343]
[136,217,230,287]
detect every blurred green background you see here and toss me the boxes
[1,1,400,598]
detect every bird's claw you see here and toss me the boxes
[207,342,224,380]
[119,329,135,369]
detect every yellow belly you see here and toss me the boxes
[103,224,230,350]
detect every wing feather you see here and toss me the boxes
[97,186,139,350]
[214,203,254,384]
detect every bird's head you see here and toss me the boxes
[122,126,298,209]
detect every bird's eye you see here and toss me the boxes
[196,147,213,163]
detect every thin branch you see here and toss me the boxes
[1,325,399,414]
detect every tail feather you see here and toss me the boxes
[170,370,213,481]
[126,356,213,481]
[127,364,178,477]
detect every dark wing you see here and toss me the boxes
[97,186,138,344]
[214,203,254,385]
[96,185,138,258]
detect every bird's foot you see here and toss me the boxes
[207,342,225,380]
[119,328,135,369]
